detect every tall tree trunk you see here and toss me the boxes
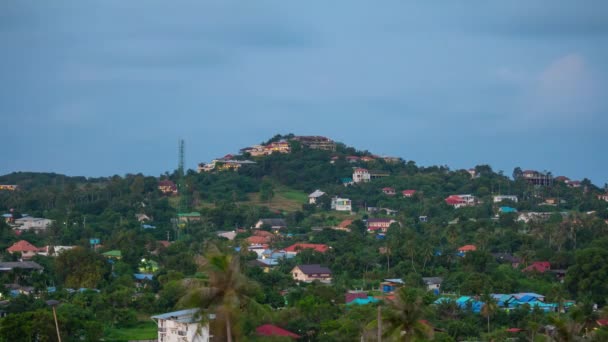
[377,305,382,342]
[226,315,232,342]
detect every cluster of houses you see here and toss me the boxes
[6,240,74,260]
[0,185,18,191]
[435,292,573,313]
[197,154,256,173]
[331,155,401,164]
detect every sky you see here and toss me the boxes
[1,1,607,185]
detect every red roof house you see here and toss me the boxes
[402,190,417,197]
[256,324,300,339]
[523,261,551,273]
[336,219,354,231]
[7,240,42,259]
[458,245,477,253]
[382,187,396,195]
[345,292,368,304]
[284,243,329,255]
[158,180,178,195]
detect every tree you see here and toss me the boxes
[55,247,111,288]
[381,287,433,341]
[179,247,264,341]
[480,293,498,334]
[259,180,275,202]
[565,247,608,305]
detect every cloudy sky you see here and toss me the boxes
[1,1,607,184]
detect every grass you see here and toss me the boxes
[244,187,308,212]
[104,321,157,342]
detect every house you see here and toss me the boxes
[360,156,375,162]
[0,185,18,191]
[445,194,477,208]
[467,169,477,178]
[178,212,201,223]
[383,156,401,163]
[199,159,256,172]
[292,136,336,151]
[523,261,551,273]
[151,308,210,342]
[135,213,151,222]
[254,218,287,231]
[265,140,291,155]
[422,277,443,293]
[520,170,553,186]
[345,291,368,304]
[419,215,428,223]
[566,180,581,188]
[12,217,53,232]
[366,218,397,233]
[216,231,237,240]
[544,198,558,205]
[346,156,360,163]
[335,219,353,231]
[308,190,326,204]
[352,168,370,183]
[284,243,329,256]
[402,190,417,198]
[256,324,301,339]
[134,273,154,288]
[597,193,608,202]
[158,180,178,195]
[36,245,75,257]
[291,264,332,283]
[248,258,279,273]
[102,250,122,260]
[493,195,518,203]
[499,206,517,214]
[382,187,396,195]
[7,240,42,260]
[381,278,404,293]
[331,197,352,211]
[341,177,354,186]
[458,245,477,254]
[492,253,521,268]
[0,261,44,272]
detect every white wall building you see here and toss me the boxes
[308,190,326,204]
[331,197,352,211]
[151,309,210,342]
[13,217,53,232]
[493,195,518,203]
[352,168,370,183]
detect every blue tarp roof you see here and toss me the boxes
[134,273,154,281]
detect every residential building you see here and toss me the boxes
[402,190,417,198]
[381,278,405,293]
[178,212,201,223]
[158,180,178,195]
[523,261,551,273]
[198,159,256,172]
[382,187,396,195]
[135,213,151,222]
[352,168,370,183]
[492,253,521,268]
[467,169,477,178]
[370,170,390,179]
[445,194,477,208]
[254,218,287,231]
[422,277,443,293]
[284,243,329,256]
[0,185,18,191]
[12,217,53,232]
[597,193,608,202]
[255,324,301,339]
[331,197,352,211]
[291,136,336,151]
[291,264,332,283]
[566,180,581,188]
[308,189,326,204]
[6,240,42,260]
[382,156,402,163]
[493,195,518,203]
[151,308,210,342]
[0,261,43,272]
[366,218,397,233]
[520,170,553,186]
[265,140,291,154]
[346,156,360,163]
[360,156,375,162]
[334,219,353,231]
[458,245,477,254]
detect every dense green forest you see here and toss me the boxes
[1,135,607,341]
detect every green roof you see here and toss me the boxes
[102,250,122,258]
[178,212,201,217]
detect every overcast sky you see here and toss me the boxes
[1,1,607,185]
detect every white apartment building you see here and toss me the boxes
[151,309,210,342]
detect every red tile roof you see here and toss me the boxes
[7,240,40,253]
[247,236,270,245]
[402,190,416,196]
[458,244,477,252]
[157,240,171,248]
[445,195,466,205]
[253,230,274,238]
[284,243,329,254]
[597,319,608,327]
[256,324,300,339]
[345,292,368,304]
[354,168,368,172]
[523,261,551,273]
[338,219,354,228]
[506,328,524,333]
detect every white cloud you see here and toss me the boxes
[528,53,598,120]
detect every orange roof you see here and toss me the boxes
[7,240,39,253]
[284,243,329,254]
[458,244,477,252]
[247,236,270,244]
[338,219,354,228]
[253,230,274,238]
[157,240,171,248]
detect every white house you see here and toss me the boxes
[13,217,53,232]
[308,190,326,204]
[493,195,518,203]
[331,197,352,211]
[151,308,210,342]
[422,277,443,292]
[352,168,370,183]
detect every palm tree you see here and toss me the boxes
[480,293,498,334]
[381,287,433,341]
[179,246,262,341]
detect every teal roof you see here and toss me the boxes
[346,297,380,305]
[499,206,517,213]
